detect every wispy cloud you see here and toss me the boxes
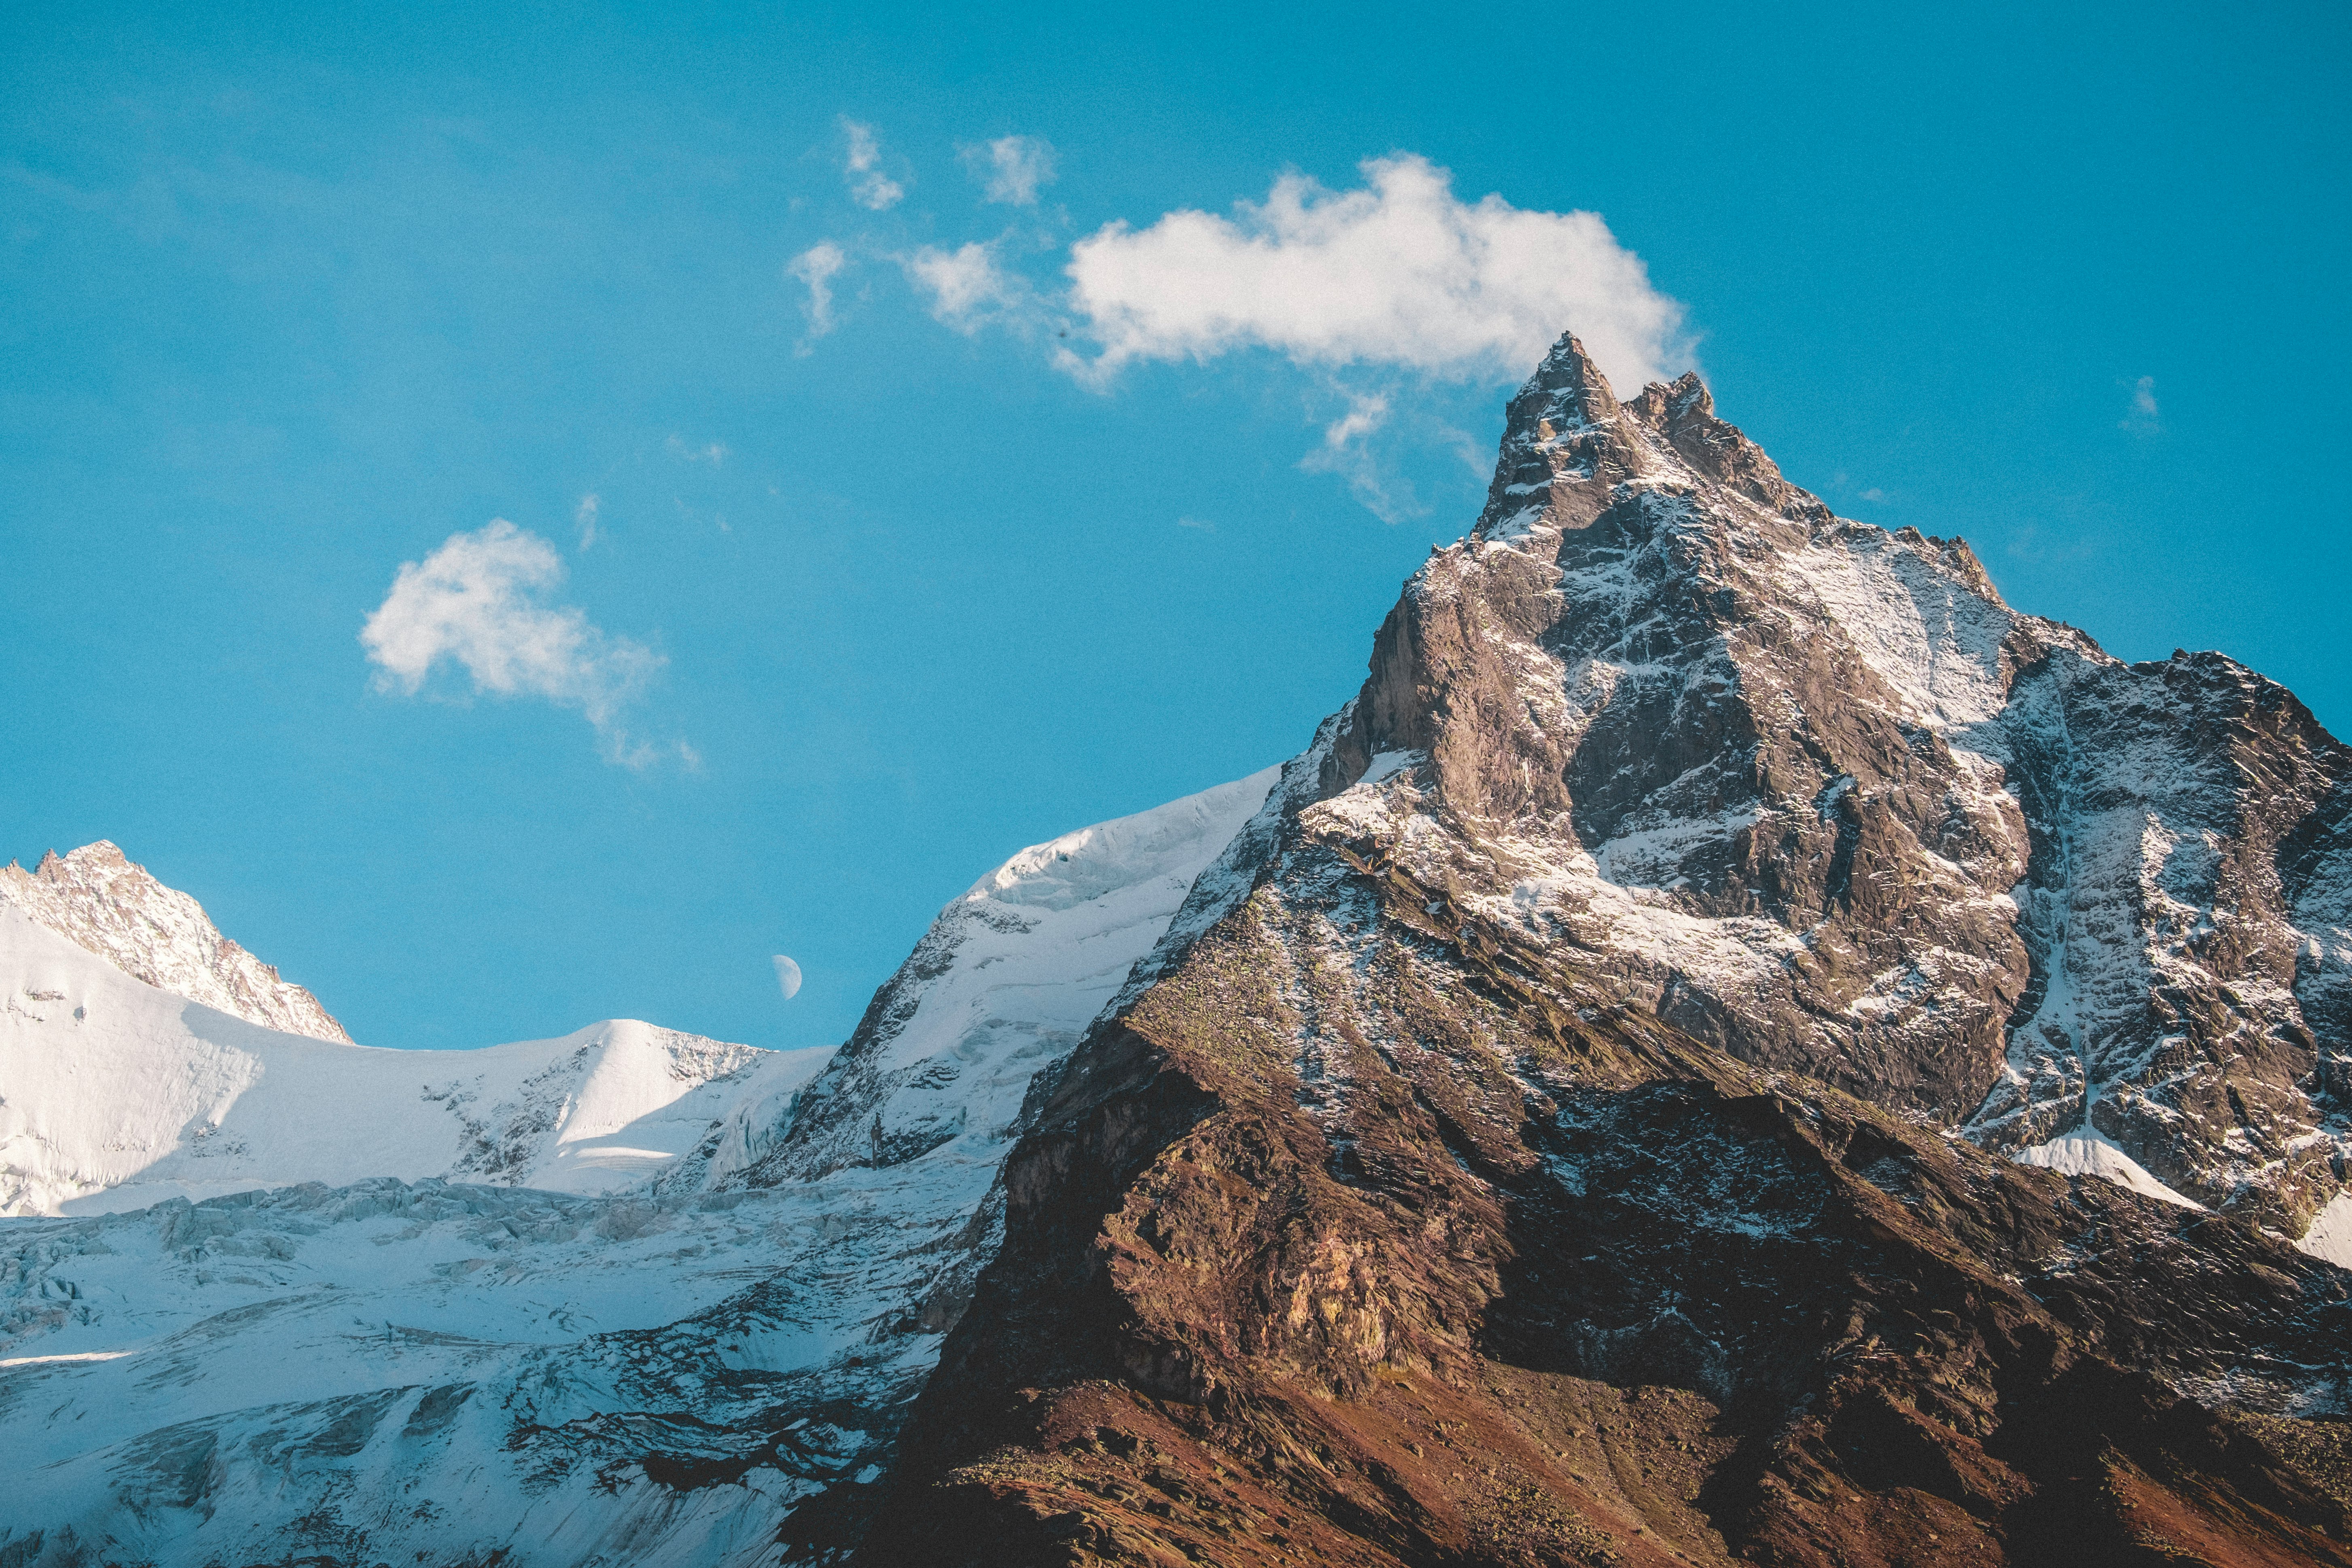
[1320,391,1389,450]
[360,520,679,767]
[1054,155,1688,392]
[900,240,1029,334]
[787,241,848,344]
[1299,388,1425,523]
[840,119,903,212]
[961,135,1056,206]
[575,493,600,550]
[667,435,727,465]
[2121,375,2160,434]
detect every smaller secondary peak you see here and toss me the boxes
[0,838,353,1044]
[1624,369,1716,432]
[26,842,140,878]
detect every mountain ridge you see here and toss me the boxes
[2,333,2347,1566]
[0,772,1278,1564]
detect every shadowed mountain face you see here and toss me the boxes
[857,337,2352,1567]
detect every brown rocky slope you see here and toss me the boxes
[851,337,2351,1566]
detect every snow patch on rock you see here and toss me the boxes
[2297,1191,2352,1270]
[2015,1130,2204,1210]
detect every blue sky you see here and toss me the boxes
[5,1,2346,1051]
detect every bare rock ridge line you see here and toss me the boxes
[0,840,352,1043]
[858,334,2352,1566]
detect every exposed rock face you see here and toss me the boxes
[0,840,352,1042]
[1336,336,2351,1230]
[861,336,2352,1566]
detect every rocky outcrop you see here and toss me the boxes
[860,335,2352,1566]
[0,840,351,1042]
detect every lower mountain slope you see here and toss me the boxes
[0,769,1277,1567]
[866,733,2352,1568]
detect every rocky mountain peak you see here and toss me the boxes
[0,840,351,1043]
[1318,336,2349,1236]
[864,331,2352,1568]
[41,841,122,872]
[1519,329,1623,425]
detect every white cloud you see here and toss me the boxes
[667,435,727,465]
[360,520,671,766]
[788,241,848,342]
[1058,154,1688,391]
[575,493,600,551]
[840,119,903,211]
[1320,390,1389,449]
[962,135,1056,205]
[1300,388,1423,523]
[2122,375,2160,433]
[901,240,1028,334]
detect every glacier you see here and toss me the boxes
[0,768,1276,1565]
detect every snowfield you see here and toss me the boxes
[0,770,1276,1565]
[0,907,831,1216]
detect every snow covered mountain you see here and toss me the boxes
[0,771,1276,1565]
[2,841,351,1041]
[0,904,828,1216]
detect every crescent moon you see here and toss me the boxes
[772,954,804,1000]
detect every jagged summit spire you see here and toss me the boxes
[1512,330,1620,428]
[1475,329,1645,536]
[1471,331,1836,540]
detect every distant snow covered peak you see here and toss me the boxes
[0,840,351,1043]
[0,908,827,1215]
[0,772,1279,1564]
